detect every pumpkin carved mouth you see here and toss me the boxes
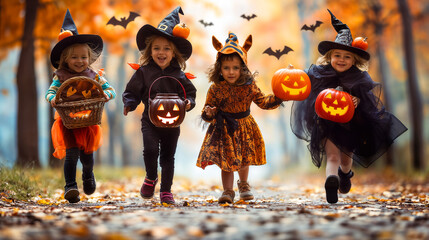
[321,101,349,116]
[281,83,308,96]
[157,113,179,125]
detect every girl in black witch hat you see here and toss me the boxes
[122,7,196,204]
[290,9,407,204]
[46,10,116,203]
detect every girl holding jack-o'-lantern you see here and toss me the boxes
[290,9,407,204]
[46,10,116,203]
[122,7,196,205]
[196,32,283,204]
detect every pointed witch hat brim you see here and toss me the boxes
[50,9,103,68]
[136,6,192,60]
[318,9,370,60]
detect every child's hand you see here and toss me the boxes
[352,96,360,108]
[50,99,56,107]
[123,106,131,116]
[204,105,217,118]
[104,93,110,101]
[185,99,191,111]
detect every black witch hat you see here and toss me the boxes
[50,9,103,68]
[318,9,370,60]
[136,6,192,60]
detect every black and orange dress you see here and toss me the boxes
[197,78,283,172]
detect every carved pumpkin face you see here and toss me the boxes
[315,87,355,123]
[61,80,101,102]
[272,64,311,101]
[149,93,186,128]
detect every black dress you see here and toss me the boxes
[291,64,407,168]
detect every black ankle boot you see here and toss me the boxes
[324,175,339,204]
[82,173,96,195]
[64,184,80,203]
[338,167,354,194]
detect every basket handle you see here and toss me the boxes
[55,76,104,103]
[148,76,187,100]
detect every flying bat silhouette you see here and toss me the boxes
[199,19,213,27]
[263,46,293,60]
[241,14,257,21]
[301,21,323,32]
[107,12,140,29]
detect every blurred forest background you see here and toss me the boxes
[0,0,428,180]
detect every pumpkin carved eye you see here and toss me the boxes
[173,104,179,111]
[158,104,164,111]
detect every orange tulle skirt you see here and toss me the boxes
[51,112,102,159]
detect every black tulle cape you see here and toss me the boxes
[290,64,407,168]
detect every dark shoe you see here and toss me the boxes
[237,180,254,201]
[160,192,175,204]
[140,177,158,199]
[324,175,339,204]
[338,167,354,194]
[218,189,235,204]
[64,185,80,203]
[82,173,96,195]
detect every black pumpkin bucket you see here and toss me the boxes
[148,76,187,128]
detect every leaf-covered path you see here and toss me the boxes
[1,172,428,240]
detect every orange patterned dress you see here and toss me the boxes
[197,80,282,172]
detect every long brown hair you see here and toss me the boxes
[139,35,186,70]
[207,53,255,85]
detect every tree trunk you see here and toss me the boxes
[397,0,424,169]
[15,0,40,168]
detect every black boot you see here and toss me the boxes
[64,183,80,203]
[82,172,96,195]
[338,167,354,194]
[324,175,339,204]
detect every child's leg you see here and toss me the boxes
[159,127,180,193]
[237,166,254,200]
[219,170,235,203]
[64,147,79,188]
[338,152,354,194]
[80,151,96,195]
[324,139,340,203]
[64,147,80,203]
[141,120,161,181]
[325,139,341,177]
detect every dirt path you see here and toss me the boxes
[1,174,428,240]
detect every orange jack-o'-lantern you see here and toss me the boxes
[148,76,187,128]
[315,86,355,123]
[271,64,311,101]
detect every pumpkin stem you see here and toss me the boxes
[287,64,294,69]
[335,86,344,91]
[364,37,368,41]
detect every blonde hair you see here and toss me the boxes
[138,35,186,70]
[58,43,99,70]
[207,53,255,85]
[316,49,368,71]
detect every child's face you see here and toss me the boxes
[65,44,90,73]
[330,49,355,73]
[151,37,175,70]
[220,55,241,85]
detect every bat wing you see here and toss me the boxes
[128,12,140,22]
[263,47,275,56]
[280,46,294,55]
[250,14,257,19]
[301,24,312,31]
[107,17,121,26]
[314,20,323,28]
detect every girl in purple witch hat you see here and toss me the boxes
[123,7,196,204]
[290,9,407,204]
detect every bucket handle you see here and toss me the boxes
[148,76,187,100]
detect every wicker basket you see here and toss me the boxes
[54,76,106,129]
